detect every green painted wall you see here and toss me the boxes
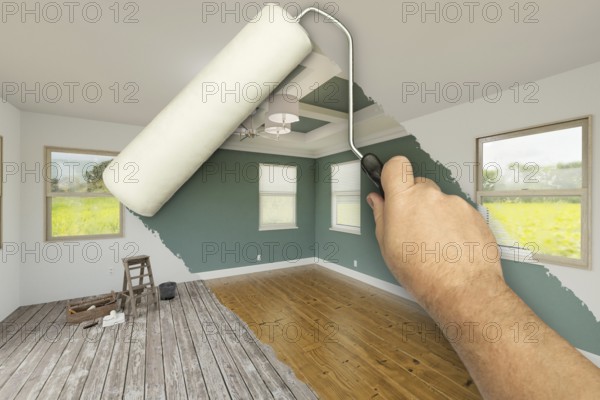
[315,136,470,283]
[139,149,316,270]
[137,136,599,355]
[503,260,600,355]
[315,135,600,355]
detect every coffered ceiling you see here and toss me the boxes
[1,0,599,157]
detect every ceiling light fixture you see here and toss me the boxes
[264,118,291,135]
[267,94,300,124]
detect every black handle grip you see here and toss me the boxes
[361,153,384,198]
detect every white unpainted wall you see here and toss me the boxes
[402,61,600,321]
[18,112,197,306]
[0,102,21,321]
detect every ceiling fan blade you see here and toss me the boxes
[256,130,280,141]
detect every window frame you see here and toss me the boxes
[476,116,592,269]
[330,160,361,235]
[45,146,124,242]
[258,163,298,231]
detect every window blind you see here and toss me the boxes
[259,164,297,193]
[331,161,360,192]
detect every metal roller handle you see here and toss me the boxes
[296,8,384,196]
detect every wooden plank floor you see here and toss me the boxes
[207,265,483,400]
[0,281,316,400]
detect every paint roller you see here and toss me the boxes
[104,4,384,217]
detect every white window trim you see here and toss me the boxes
[499,246,536,264]
[259,225,299,232]
[331,190,361,235]
[476,116,592,270]
[329,226,361,235]
[45,146,124,242]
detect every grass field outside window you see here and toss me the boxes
[46,147,123,240]
[476,117,591,269]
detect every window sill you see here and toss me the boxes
[499,246,536,263]
[329,227,361,236]
[46,233,124,242]
[499,246,588,270]
[259,225,298,232]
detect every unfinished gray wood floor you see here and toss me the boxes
[0,281,317,400]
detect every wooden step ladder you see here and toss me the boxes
[121,255,158,316]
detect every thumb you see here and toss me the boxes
[381,156,415,197]
[367,192,385,243]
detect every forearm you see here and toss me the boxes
[369,156,600,399]
[415,271,600,400]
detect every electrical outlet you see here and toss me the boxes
[353,260,358,268]
[109,267,113,275]
[257,254,261,261]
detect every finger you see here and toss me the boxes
[381,156,415,196]
[367,192,385,244]
[414,176,441,191]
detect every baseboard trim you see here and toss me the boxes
[315,259,416,303]
[196,258,416,303]
[194,258,315,280]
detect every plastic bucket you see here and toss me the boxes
[159,282,177,300]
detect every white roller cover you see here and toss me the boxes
[103,4,312,216]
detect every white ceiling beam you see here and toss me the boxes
[299,103,347,124]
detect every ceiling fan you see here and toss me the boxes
[235,110,269,141]
[235,96,296,141]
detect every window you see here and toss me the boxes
[45,147,123,241]
[330,160,361,234]
[476,117,591,269]
[259,163,297,230]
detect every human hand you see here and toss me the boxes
[367,156,504,313]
